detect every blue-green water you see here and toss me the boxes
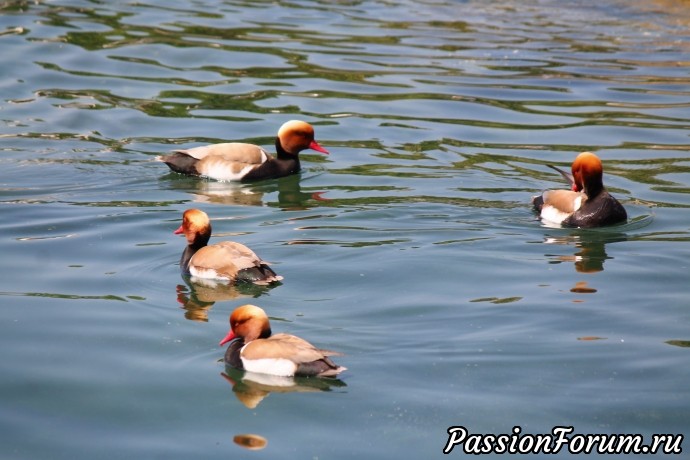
[1,0,689,458]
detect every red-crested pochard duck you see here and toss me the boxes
[220,305,346,378]
[175,209,282,285]
[156,120,329,182]
[532,152,627,228]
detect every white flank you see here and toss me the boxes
[540,196,583,227]
[188,276,227,288]
[241,357,297,377]
[540,205,571,226]
[189,266,228,281]
[203,163,257,182]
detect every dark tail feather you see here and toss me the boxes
[297,357,347,378]
[548,164,575,188]
[156,152,200,176]
[236,264,283,285]
[531,193,545,212]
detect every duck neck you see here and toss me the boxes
[275,138,301,167]
[245,325,272,342]
[179,246,196,274]
[180,233,210,274]
[260,326,272,339]
[584,180,604,198]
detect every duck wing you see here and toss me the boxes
[244,334,341,362]
[175,143,269,164]
[189,241,283,285]
[540,189,586,214]
[176,144,272,181]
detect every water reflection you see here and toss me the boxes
[175,279,276,322]
[570,281,598,294]
[161,173,327,210]
[221,368,346,409]
[543,231,628,274]
[233,433,267,451]
[665,340,690,348]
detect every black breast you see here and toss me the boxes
[223,339,245,370]
[240,157,299,181]
[565,191,627,228]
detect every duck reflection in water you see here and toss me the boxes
[233,433,268,451]
[542,231,627,293]
[543,231,628,273]
[163,173,329,211]
[221,368,347,409]
[174,281,275,322]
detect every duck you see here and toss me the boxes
[156,120,329,182]
[532,151,627,228]
[174,209,282,285]
[219,304,346,378]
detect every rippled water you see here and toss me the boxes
[1,0,689,458]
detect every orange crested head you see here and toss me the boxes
[219,304,272,346]
[571,152,604,194]
[277,120,329,156]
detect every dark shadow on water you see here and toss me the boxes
[175,277,280,322]
[221,367,347,409]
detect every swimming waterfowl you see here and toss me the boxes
[156,120,329,181]
[175,209,282,285]
[532,152,627,227]
[220,304,346,378]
